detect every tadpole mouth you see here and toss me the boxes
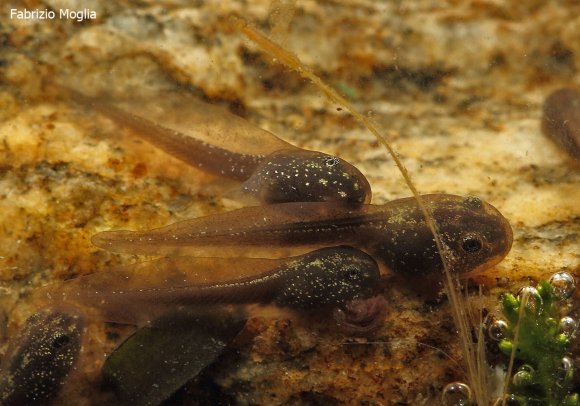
[486,201,514,258]
[503,215,514,254]
[332,294,388,336]
[480,211,514,273]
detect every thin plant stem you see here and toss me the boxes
[232,17,489,404]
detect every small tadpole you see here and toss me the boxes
[541,87,580,160]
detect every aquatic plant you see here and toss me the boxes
[493,272,579,406]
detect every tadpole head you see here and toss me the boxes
[275,246,381,310]
[435,195,513,274]
[0,305,85,405]
[372,194,513,280]
[242,149,371,206]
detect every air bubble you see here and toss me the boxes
[492,394,520,406]
[517,364,535,374]
[557,356,574,384]
[442,382,472,406]
[559,316,577,338]
[488,319,509,341]
[512,365,534,387]
[549,272,576,300]
[517,286,542,314]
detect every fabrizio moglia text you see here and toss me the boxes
[10,8,97,22]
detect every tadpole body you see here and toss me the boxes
[0,306,85,406]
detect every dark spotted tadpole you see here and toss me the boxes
[61,87,371,206]
[62,248,383,405]
[102,307,246,406]
[52,247,382,327]
[0,306,85,406]
[92,194,513,282]
[542,87,580,160]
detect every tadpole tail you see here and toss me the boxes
[56,84,263,181]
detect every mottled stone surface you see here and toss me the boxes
[0,0,578,405]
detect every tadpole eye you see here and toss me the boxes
[324,156,340,167]
[345,266,360,280]
[463,196,483,209]
[462,236,483,253]
[52,333,71,349]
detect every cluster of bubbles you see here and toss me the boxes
[441,271,577,406]
[488,271,576,342]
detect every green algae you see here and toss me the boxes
[498,279,578,406]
